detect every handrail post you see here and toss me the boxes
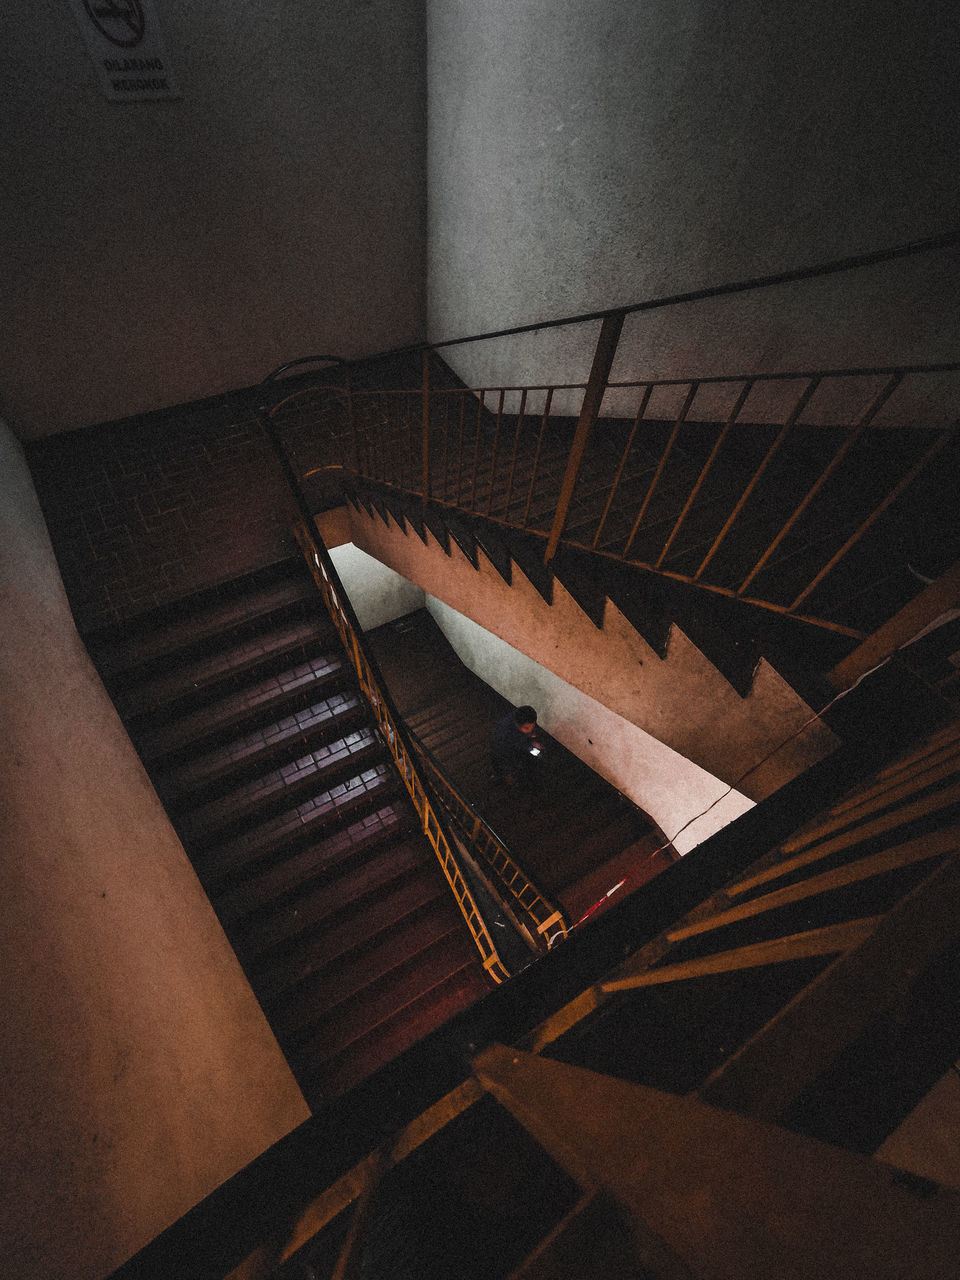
[544,312,624,562]
[422,347,431,507]
[345,368,360,476]
[827,557,960,692]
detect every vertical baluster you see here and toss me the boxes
[737,373,903,596]
[407,389,419,488]
[593,383,652,549]
[545,312,624,562]
[790,425,955,612]
[379,396,388,483]
[523,387,553,529]
[470,389,485,510]
[372,397,380,481]
[421,349,431,504]
[486,388,505,515]
[456,389,467,504]
[441,390,451,503]
[345,374,359,476]
[623,381,699,561]
[502,388,528,520]
[693,377,821,581]
[656,379,754,568]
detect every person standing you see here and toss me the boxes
[490,704,543,789]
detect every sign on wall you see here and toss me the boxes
[68,0,181,102]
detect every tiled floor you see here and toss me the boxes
[25,391,294,632]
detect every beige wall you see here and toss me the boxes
[425,596,754,852]
[2,1,426,438]
[329,541,426,631]
[345,504,838,802]
[0,421,309,1280]
[427,2,960,420]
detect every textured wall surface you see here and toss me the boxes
[24,394,293,630]
[2,1,426,437]
[427,1,960,403]
[426,596,754,852]
[346,502,838,801]
[330,541,427,630]
[0,422,309,1280]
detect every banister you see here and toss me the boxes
[343,228,960,366]
[402,722,570,950]
[256,390,511,984]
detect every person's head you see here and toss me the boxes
[514,705,537,735]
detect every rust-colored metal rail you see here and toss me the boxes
[293,519,511,985]
[318,346,959,640]
[409,742,569,951]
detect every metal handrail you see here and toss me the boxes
[256,385,510,984]
[317,357,959,642]
[341,228,960,364]
[292,519,510,985]
[402,726,569,950]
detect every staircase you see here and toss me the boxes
[366,607,678,926]
[238,712,960,1280]
[279,352,960,706]
[83,556,490,1106]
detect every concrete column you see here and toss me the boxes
[0,422,310,1280]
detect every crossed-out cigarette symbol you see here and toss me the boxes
[83,0,146,48]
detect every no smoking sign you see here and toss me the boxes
[69,0,181,101]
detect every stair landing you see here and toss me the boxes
[365,608,678,925]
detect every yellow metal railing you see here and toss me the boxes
[292,520,510,985]
[410,746,568,950]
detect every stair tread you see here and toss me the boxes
[89,575,323,681]
[196,763,400,885]
[218,806,413,926]
[175,729,384,845]
[253,861,447,1001]
[298,929,483,1071]
[271,894,470,1039]
[117,615,338,720]
[157,691,366,802]
[312,962,489,1100]
[135,649,352,764]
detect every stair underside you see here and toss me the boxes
[365,608,678,924]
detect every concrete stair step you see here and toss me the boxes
[173,729,385,848]
[272,893,473,1041]
[252,861,447,1002]
[155,691,367,806]
[116,614,338,723]
[134,647,352,766]
[88,573,325,688]
[194,763,400,888]
[307,961,489,1101]
[217,807,414,929]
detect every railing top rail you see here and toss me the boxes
[352,229,960,364]
[266,360,960,412]
[256,230,959,402]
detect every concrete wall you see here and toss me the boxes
[427,1,960,417]
[329,541,426,631]
[345,503,838,801]
[2,1,426,438]
[0,421,310,1280]
[426,596,753,852]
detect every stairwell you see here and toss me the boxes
[83,556,491,1106]
[239,710,960,1280]
[283,350,959,728]
[365,607,679,926]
